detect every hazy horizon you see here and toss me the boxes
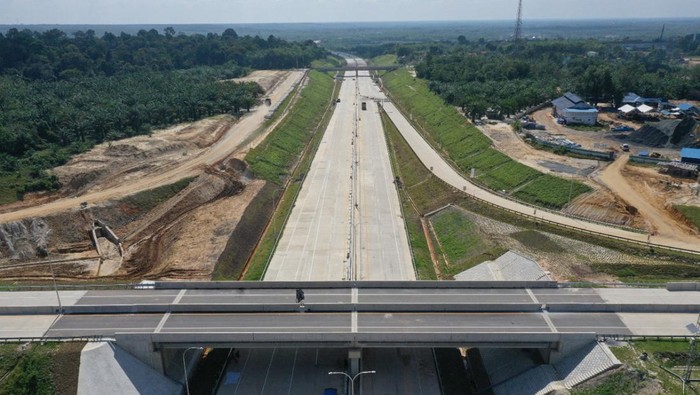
[2,0,700,25]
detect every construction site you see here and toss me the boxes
[0,70,305,282]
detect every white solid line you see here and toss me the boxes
[352,288,358,304]
[540,312,558,333]
[154,312,170,333]
[352,311,358,333]
[172,289,187,304]
[526,289,540,304]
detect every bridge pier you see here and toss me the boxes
[349,348,362,375]
[539,333,596,364]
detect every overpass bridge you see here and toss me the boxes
[1,281,698,377]
[313,65,401,73]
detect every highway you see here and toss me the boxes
[265,59,413,281]
[1,284,699,339]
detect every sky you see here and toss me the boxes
[1,0,700,25]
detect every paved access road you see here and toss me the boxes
[381,102,700,253]
[266,60,413,281]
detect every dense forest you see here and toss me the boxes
[369,39,700,121]
[0,28,327,201]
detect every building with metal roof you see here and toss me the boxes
[551,92,598,125]
[681,147,700,165]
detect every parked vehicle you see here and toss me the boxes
[611,125,634,132]
[620,143,630,152]
[361,102,367,111]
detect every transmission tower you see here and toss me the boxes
[514,0,523,41]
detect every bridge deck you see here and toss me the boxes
[0,284,698,341]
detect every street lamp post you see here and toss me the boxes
[48,262,62,313]
[328,370,376,395]
[182,346,203,395]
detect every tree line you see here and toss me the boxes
[0,27,325,80]
[369,39,700,121]
[0,27,327,200]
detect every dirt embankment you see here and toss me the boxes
[478,120,648,230]
[0,70,304,281]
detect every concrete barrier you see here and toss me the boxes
[667,282,700,291]
[547,303,700,313]
[154,280,558,290]
[132,331,579,349]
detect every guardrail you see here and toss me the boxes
[0,335,113,344]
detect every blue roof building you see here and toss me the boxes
[551,92,598,125]
[681,148,700,165]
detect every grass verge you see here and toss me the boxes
[370,54,398,66]
[246,71,335,185]
[382,68,591,209]
[574,339,700,394]
[380,105,700,282]
[430,207,507,277]
[675,205,700,230]
[0,342,84,395]
[121,177,195,211]
[237,71,339,280]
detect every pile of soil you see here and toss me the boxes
[628,117,697,147]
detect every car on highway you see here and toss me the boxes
[324,388,338,395]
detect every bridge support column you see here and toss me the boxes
[349,349,362,375]
[540,333,597,364]
[114,335,166,374]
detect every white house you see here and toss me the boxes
[552,92,598,125]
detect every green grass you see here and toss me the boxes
[430,207,507,277]
[513,174,592,209]
[510,230,564,253]
[382,69,591,209]
[370,54,398,66]
[382,109,460,280]
[0,343,56,395]
[246,71,335,185]
[121,177,195,211]
[241,71,338,280]
[570,370,647,395]
[567,124,605,132]
[585,340,700,394]
[591,262,700,283]
[310,55,345,69]
[675,205,700,230]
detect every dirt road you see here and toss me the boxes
[597,154,697,239]
[0,70,304,224]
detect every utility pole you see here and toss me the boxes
[514,0,523,41]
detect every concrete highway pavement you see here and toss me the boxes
[355,70,415,280]
[266,64,413,281]
[4,285,700,310]
[381,101,700,253]
[264,71,355,281]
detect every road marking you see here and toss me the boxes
[352,311,358,333]
[541,312,558,333]
[154,312,170,333]
[260,348,277,394]
[526,289,540,304]
[172,289,186,304]
[352,288,358,304]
